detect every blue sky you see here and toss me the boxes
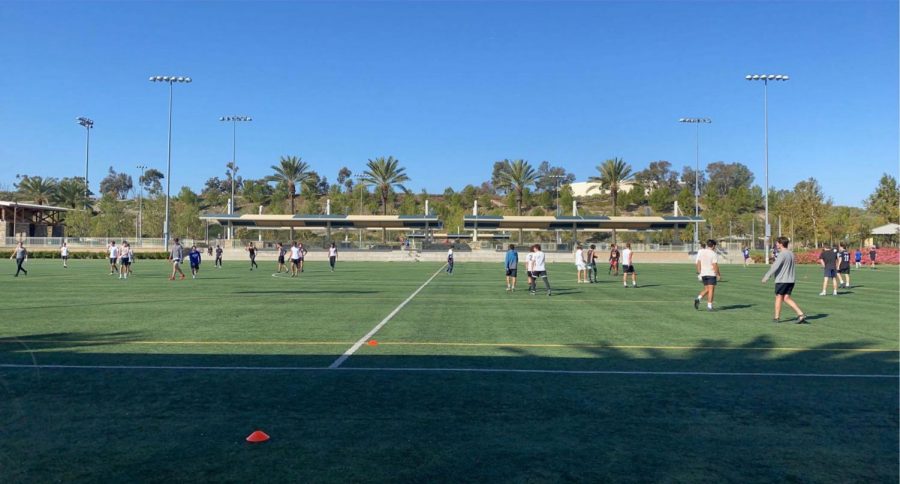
[0,1,896,207]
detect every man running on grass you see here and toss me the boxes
[169,238,186,280]
[818,245,838,296]
[529,244,552,296]
[188,245,202,279]
[762,236,807,324]
[505,244,518,291]
[694,239,721,311]
[621,243,636,288]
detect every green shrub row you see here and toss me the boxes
[0,251,170,260]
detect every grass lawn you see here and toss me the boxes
[1,258,897,482]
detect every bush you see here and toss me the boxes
[0,250,169,260]
[794,247,899,265]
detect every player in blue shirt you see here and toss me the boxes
[188,245,202,279]
[505,244,518,292]
[742,246,751,267]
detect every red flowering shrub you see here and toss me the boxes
[794,247,899,265]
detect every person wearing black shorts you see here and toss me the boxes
[818,246,838,296]
[215,244,223,268]
[836,243,851,288]
[275,242,287,273]
[247,242,258,270]
[504,244,518,291]
[694,239,721,311]
[762,237,807,324]
[869,246,877,269]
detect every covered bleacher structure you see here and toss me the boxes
[199,213,443,242]
[1,201,68,239]
[464,214,704,244]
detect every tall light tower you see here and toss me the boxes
[136,164,147,243]
[746,73,789,264]
[149,75,191,251]
[75,117,94,208]
[219,115,252,239]
[678,117,712,252]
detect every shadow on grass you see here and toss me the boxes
[0,331,894,376]
[719,304,754,310]
[0,331,896,483]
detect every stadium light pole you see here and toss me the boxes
[746,74,789,264]
[76,117,94,209]
[149,75,192,251]
[219,115,252,240]
[678,117,712,252]
[353,174,367,246]
[136,164,147,243]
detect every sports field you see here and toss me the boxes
[1,258,897,482]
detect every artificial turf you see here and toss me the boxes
[0,258,897,482]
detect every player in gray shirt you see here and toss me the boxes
[9,242,28,277]
[169,238,186,280]
[762,236,807,324]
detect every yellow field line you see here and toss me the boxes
[0,339,895,353]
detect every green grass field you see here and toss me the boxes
[1,257,897,482]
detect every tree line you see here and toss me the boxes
[3,157,897,248]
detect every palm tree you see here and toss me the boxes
[53,178,90,209]
[495,159,538,216]
[16,176,58,205]
[359,156,410,241]
[494,159,538,243]
[266,156,311,240]
[589,157,633,242]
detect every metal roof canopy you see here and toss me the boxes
[464,215,703,231]
[0,200,70,212]
[200,214,443,230]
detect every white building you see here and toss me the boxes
[568,181,641,198]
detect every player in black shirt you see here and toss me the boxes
[836,244,851,289]
[818,246,838,296]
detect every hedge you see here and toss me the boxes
[0,251,170,260]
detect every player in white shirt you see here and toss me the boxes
[119,241,132,280]
[528,244,552,296]
[574,245,587,283]
[525,249,535,289]
[328,242,338,272]
[694,239,721,311]
[446,247,454,274]
[289,242,302,277]
[108,241,119,275]
[60,242,69,268]
[621,243,637,287]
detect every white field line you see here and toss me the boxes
[0,363,895,379]
[328,264,447,369]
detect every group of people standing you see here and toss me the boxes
[504,244,552,296]
[106,240,135,279]
[572,243,635,287]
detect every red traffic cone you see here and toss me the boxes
[367,340,378,346]
[246,430,270,443]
